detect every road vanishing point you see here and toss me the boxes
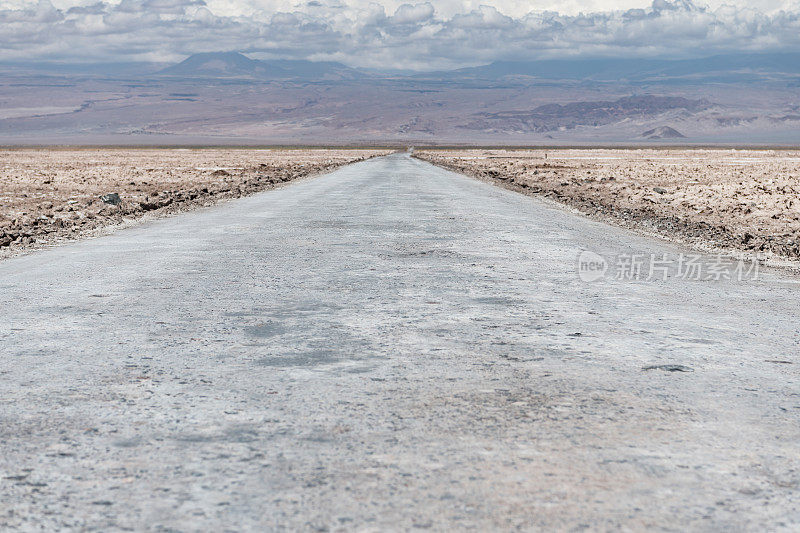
[1,154,799,530]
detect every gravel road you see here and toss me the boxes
[1,154,799,531]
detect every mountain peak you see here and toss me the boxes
[159,52,275,78]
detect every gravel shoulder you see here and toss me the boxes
[414,148,800,266]
[0,148,391,258]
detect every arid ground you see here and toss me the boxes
[4,148,800,265]
[0,148,390,256]
[4,53,800,145]
[415,149,800,262]
[2,154,799,530]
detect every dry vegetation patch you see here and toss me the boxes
[415,149,800,261]
[0,148,390,255]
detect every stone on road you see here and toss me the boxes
[1,154,799,530]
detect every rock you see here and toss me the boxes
[642,364,694,372]
[100,193,122,205]
[653,187,668,194]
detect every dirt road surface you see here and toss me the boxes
[0,148,389,255]
[1,154,799,530]
[415,148,800,262]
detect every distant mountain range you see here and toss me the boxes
[3,51,800,85]
[158,52,365,80]
[155,51,800,84]
[423,53,800,84]
[1,51,799,144]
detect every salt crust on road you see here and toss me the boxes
[0,148,390,256]
[416,148,800,264]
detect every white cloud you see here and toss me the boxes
[0,0,799,69]
[392,2,434,24]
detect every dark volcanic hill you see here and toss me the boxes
[463,96,713,133]
[642,126,686,139]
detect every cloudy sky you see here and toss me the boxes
[1,0,799,69]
